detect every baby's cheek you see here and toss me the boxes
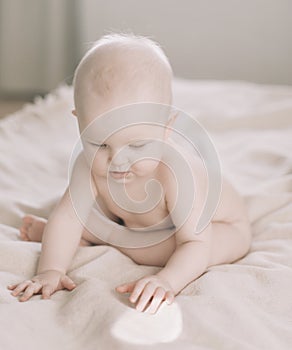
[132,159,160,175]
[90,154,107,175]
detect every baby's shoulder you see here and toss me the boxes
[161,138,205,180]
[158,142,207,210]
[162,139,246,222]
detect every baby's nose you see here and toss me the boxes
[110,148,130,168]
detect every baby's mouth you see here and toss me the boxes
[109,171,131,179]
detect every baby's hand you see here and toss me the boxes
[7,270,76,302]
[116,274,175,314]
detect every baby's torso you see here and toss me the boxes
[82,175,177,266]
[94,174,171,229]
[80,138,242,266]
[77,152,178,265]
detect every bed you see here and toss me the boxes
[1,78,291,349]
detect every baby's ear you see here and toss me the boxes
[72,109,77,117]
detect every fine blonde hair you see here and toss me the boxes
[73,33,173,111]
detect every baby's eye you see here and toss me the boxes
[89,142,107,148]
[129,142,149,149]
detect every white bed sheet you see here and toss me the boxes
[0,78,291,349]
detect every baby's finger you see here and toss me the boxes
[135,283,157,312]
[61,275,76,291]
[146,287,165,314]
[10,281,32,296]
[116,281,136,294]
[7,284,18,290]
[19,283,42,302]
[42,284,54,299]
[165,290,175,305]
[129,279,149,303]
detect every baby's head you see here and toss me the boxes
[73,33,175,182]
[73,33,173,130]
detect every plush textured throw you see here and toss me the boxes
[0,78,291,349]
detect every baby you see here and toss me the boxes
[8,33,252,314]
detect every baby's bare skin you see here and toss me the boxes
[8,34,252,314]
[16,139,251,298]
[81,139,251,268]
[11,112,252,313]
[20,168,250,268]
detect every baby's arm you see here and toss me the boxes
[37,186,85,275]
[156,229,211,295]
[8,187,85,301]
[155,156,211,294]
[8,153,94,301]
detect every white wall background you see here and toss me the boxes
[0,0,291,96]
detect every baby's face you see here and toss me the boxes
[82,120,167,184]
